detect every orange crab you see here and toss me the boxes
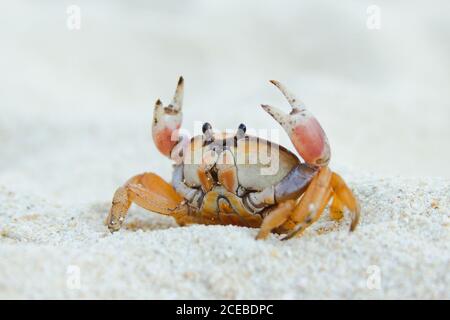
[106,77,360,240]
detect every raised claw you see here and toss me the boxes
[261,80,330,167]
[152,76,184,158]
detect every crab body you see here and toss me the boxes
[107,77,360,240]
[172,133,317,231]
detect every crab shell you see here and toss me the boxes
[183,132,298,190]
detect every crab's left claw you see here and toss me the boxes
[261,80,330,167]
[152,76,184,158]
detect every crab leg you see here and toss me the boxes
[256,200,295,239]
[290,167,332,221]
[281,167,333,240]
[331,172,360,231]
[330,194,344,221]
[282,188,332,240]
[254,167,331,239]
[106,172,188,232]
[276,170,360,240]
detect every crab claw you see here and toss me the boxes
[261,80,330,167]
[152,76,184,158]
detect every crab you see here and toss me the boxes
[106,77,360,240]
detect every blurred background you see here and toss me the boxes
[0,0,449,203]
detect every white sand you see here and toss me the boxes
[0,1,449,299]
[0,175,449,299]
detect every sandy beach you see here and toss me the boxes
[0,1,449,299]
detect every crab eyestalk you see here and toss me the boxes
[202,122,215,144]
[152,76,184,158]
[261,80,330,167]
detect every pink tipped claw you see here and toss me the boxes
[262,80,330,167]
[152,77,184,158]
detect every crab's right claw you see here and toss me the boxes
[152,76,184,158]
[261,80,330,167]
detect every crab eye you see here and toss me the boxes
[202,122,214,144]
[202,122,212,133]
[235,123,246,140]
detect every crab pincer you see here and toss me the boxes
[261,80,330,167]
[152,76,185,159]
